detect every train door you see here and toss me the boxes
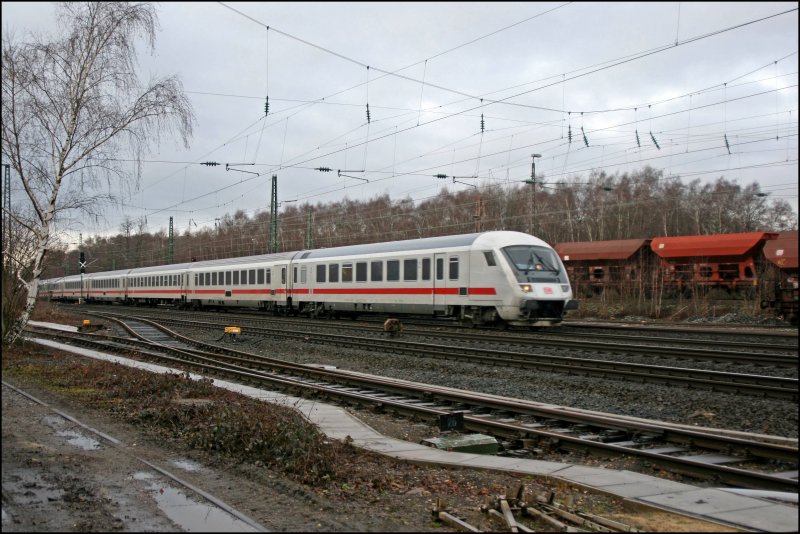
[276,263,290,310]
[181,273,188,306]
[433,253,447,312]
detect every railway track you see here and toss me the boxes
[25,319,798,492]
[63,305,799,365]
[80,311,799,400]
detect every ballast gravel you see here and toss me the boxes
[184,324,798,440]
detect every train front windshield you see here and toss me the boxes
[501,245,568,283]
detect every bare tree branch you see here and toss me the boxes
[2,2,194,345]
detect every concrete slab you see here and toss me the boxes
[389,448,479,464]
[546,464,615,479]
[458,456,570,476]
[640,487,781,514]
[552,468,700,498]
[326,428,383,441]
[712,504,799,532]
[357,437,432,454]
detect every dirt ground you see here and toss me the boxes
[2,318,736,532]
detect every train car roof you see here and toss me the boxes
[555,239,650,261]
[299,231,544,260]
[762,230,798,270]
[126,251,298,274]
[650,232,779,259]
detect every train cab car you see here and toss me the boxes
[292,231,577,327]
[650,232,778,293]
[555,238,652,297]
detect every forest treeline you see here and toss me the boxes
[43,166,796,278]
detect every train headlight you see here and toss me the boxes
[519,284,533,293]
[561,284,570,293]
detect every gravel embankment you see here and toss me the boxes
[184,325,798,440]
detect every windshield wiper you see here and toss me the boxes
[528,252,559,273]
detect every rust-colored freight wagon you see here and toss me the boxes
[649,232,779,292]
[554,239,652,297]
[761,230,798,324]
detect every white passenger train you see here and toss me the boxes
[41,231,578,327]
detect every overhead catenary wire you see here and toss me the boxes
[78,4,798,237]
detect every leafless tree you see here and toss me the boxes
[1,2,194,345]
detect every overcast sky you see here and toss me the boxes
[3,2,798,243]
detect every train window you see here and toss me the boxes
[483,251,497,266]
[233,271,240,285]
[449,256,459,280]
[212,272,218,285]
[329,264,339,283]
[356,262,367,282]
[249,269,256,284]
[592,268,604,280]
[205,273,211,286]
[342,263,353,283]
[226,271,232,285]
[265,268,271,285]
[257,269,264,284]
[281,267,286,285]
[387,260,400,281]
[371,261,383,281]
[198,274,204,287]
[293,267,298,284]
[436,258,444,280]
[404,259,417,281]
[317,264,326,283]
[699,266,712,278]
[241,270,247,285]
[300,266,307,284]
[422,258,431,280]
[744,266,754,278]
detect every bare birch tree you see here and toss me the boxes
[1,2,194,345]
